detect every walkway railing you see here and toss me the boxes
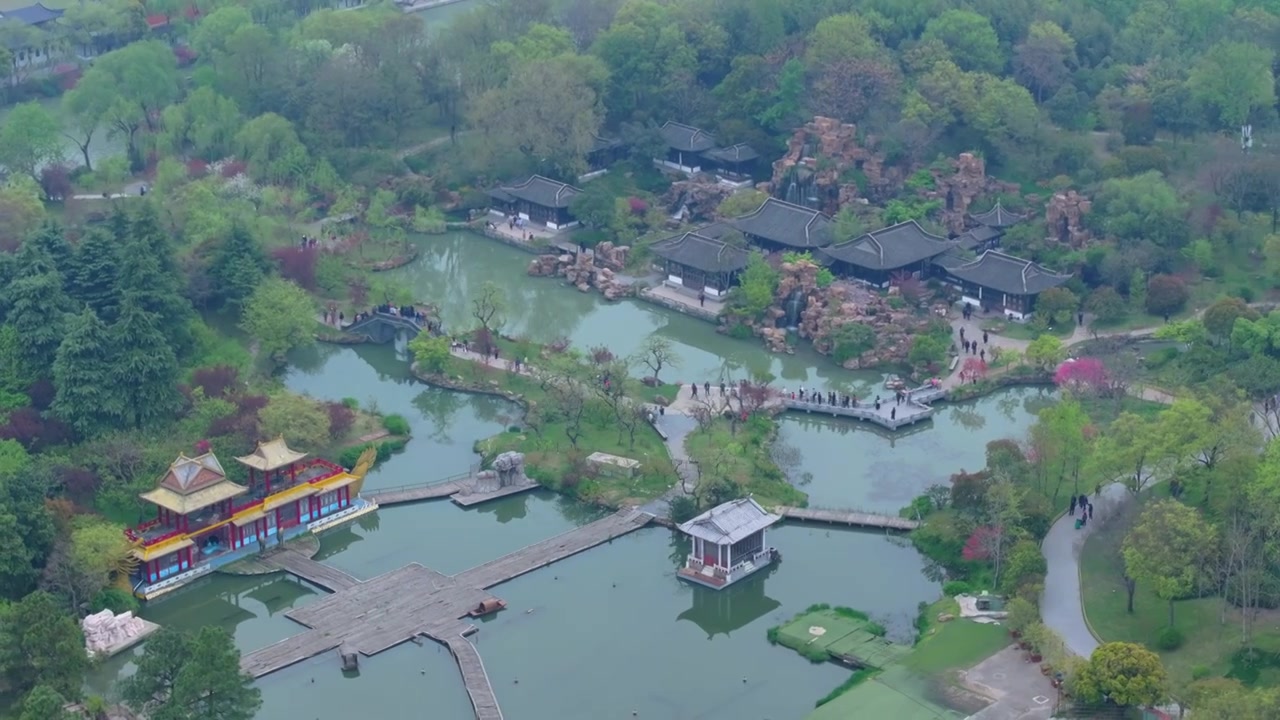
[364,468,479,498]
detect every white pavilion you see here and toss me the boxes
[676,497,780,590]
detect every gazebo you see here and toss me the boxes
[677,498,780,590]
[236,436,308,496]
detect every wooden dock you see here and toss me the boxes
[779,385,947,431]
[261,550,361,592]
[365,474,471,505]
[776,506,920,531]
[452,482,539,507]
[454,508,652,589]
[239,508,654,714]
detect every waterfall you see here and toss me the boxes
[784,289,806,330]
[785,181,799,205]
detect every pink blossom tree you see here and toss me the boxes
[1054,357,1111,396]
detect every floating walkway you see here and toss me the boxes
[776,506,920,531]
[256,549,361,592]
[780,385,947,431]
[365,472,540,508]
[239,508,654,720]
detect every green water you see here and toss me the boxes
[86,230,1058,718]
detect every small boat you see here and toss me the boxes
[468,598,507,617]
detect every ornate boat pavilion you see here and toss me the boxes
[677,498,781,590]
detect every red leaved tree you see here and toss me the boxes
[1054,357,1111,396]
[961,357,988,382]
[272,246,318,291]
[962,526,999,562]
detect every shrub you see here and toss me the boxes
[864,621,887,637]
[382,414,410,436]
[272,246,318,291]
[342,397,360,409]
[942,580,972,597]
[668,495,699,524]
[325,402,356,440]
[191,365,240,400]
[1156,626,1184,651]
[90,588,140,615]
[25,379,55,410]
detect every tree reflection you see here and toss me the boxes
[474,493,530,523]
[286,342,342,374]
[356,510,380,533]
[554,493,610,525]
[949,405,987,431]
[411,388,465,442]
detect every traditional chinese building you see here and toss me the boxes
[730,197,834,253]
[935,250,1071,320]
[953,200,1026,252]
[656,121,717,175]
[818,219,955,287]
[649,223,750,299]
[127,438,375,600]
[487,175,582,230]
[701,143,760,186]
[677,498,780,590]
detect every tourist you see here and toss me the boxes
[699,292,706,307]
[339,312,345,324]
[1088,503,1094,520]
[1078,311,1084,326]
[875,400,881,411]
[980,349,985,361]
[983,331,989,345]
[1095,483,1102,497]
[1070,496,1077,517]
[691,383,698,398]
[959,327,965,342]
[720,382,726,396]
[890,407,896,420]
[704,381,711,396]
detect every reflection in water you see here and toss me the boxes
[314,527,365,561]
[949,405,987,431]
[473,492,530,523]
[677,564,782,639]
[411,387,465,443]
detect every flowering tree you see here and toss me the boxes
[961,357,988,382]
[1054,357,1111,396]
[962,526,999,561]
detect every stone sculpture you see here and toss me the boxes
[491,451,527,488]
[82,609,150,656]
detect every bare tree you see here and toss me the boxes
[635,336,680,382]
[471,280,507,335]
[592,358,641,447]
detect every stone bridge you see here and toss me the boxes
[341,312,435,344]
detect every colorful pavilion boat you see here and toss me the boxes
[676,498,780,590]
[126,437,377,600]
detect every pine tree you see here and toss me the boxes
[117,240,193,356]
[5,269,74,375]
[161,627,261,720]
[209,224,269,309]
[23,222,72,274]
[0,591,87,699]
[66,229,122,322]
[130,202,181,277]
[53,309,124,437]
[111,299,181,429]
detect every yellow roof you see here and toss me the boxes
[232,508,267,527]
[140,480,248,514]
[131,537,194,562]
[235,437,308,472]
[263,484,318,511]
[315,474,359,491]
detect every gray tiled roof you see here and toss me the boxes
[702,143,759,164]
[661,121,717,153]
[650,224,750,273]
[730,197,833,249]
[969,201,1025,229]
[678,497,780,545]
[1,3,62,24]
[944,250,1070,295]
[818,220,953,271]
[954,224,1002,250]
[588,135,625,153]
[491,175,581,209]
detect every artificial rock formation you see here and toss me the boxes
[470,451,533,494]
[663,175,737,222]
[526,251,627,300]
[593,241,630,270]
[768,116,894,213]
[1045,191,1093,247]
[924,153,1021,234]
[83,610,156,657]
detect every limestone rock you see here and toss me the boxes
[527,255,561,277]
[768,116,897,214]
[663,175,736,222]
[82,610,148,656]
[594,242,630,271]
[937,613,955,623]
[924,153,1022,234]
[1046,191,1093,247]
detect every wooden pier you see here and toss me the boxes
[780,385,947,431]
[365,474,471,505]
[258,550,361,592]
[776,506,920,531]
[239,508,654,719]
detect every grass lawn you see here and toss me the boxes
[982,318,1076,341]
[905,598,1011,674]
[1078,502,1279,683]
[683,417,808,508]
[1076,395,1168,425]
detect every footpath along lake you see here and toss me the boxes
[87,231,1049,719]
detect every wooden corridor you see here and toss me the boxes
[364,475,471,505]
[776,506,920,531]
[239,508,654,719]
[261,550,361,592]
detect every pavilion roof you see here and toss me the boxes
[969,200,1026,229]
[660,121,717,153]
[0,3,63,25]
[818,220,953,271]
[489,175,581,209]
[650,223,750,273]
[702,143,759,164]
[953,224,1002,250]
[941,250,1071,296]
[236,437,308,472]
[588,134,625,153]
[678,497,780,545]
[140,480,247,515]
[730,197,833,249]
[158,453,229,494]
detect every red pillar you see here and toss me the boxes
[290,464,297,483]
[265,470,272,496]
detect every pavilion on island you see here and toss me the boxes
[677,498,780,590]
[127,438,372,600]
